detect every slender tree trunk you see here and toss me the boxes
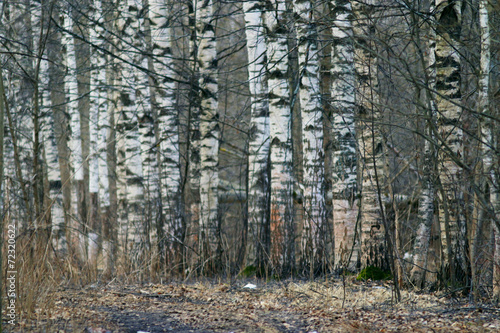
[103,3,119,275]
[88,0,112,272]
[64,9,86,263]
[3,0,35,228]
[47,7,79,266]
[40,53,66,253]
[330,0,358,270]
[293,0,327,274]
[74,0,91,248]
[196,0,220,273]
[117,0,146,268]
[434,0,467,281]
[265,0,294,275]
[243,0,270,272]
[147,0,183,271]
[352,0,386,269]
[410,1,438,287]
[133,0,157,276]
[186,0,202,272]
[469,0,491,299]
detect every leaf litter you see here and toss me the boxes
[9,278,500,332]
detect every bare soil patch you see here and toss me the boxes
[8,279,500,332]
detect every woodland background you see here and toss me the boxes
[0,0,500,317]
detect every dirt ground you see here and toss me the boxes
[8,278,500,332]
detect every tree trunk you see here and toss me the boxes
[133,0,158,277]
[46,7,79,266]
[330,0,358,270]
[265,0,295,275]
[64,9,87,263]
[146,0,183,272]
[40,54,66,253]
[434,0,467,282]
[196,0,220,273]
[293,0,327,274]
[243,0,270,272]
[352,0,386,269]
[116,0,147,269]
[410,1,438,287]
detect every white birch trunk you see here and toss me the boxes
[266,0,294,273]
[89,69,100,267]
[434,0,466,274]
[409,0,439,285]
[476,0,499,299]
[187,0,202,267]
[196,0,220,270]
[3,0,35,228]
[293,0,327,271]
[148,0,182,260]
[88,0,111,267]
[116,0,146,265]
[133,0,157,259]
[64,9,86,261]
[244,0,270,269]
[93,0,111,215]
[353,0,386,268]
[40,54,67,253]
[30,0,66,252]
[330,0,358,269]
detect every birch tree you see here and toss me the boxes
[64,7,87,261]
[293,0,327,273]
[265,0,294,274]
[330,0,358,269]
[133,0,158,269]
[474,0,499,300]
[147,0,183,268]
[187,0,202,269]
[409,0,438,286]
[116,0,146,266]
[243,0,270,271]
[352,0,386,268]
[434,0,467,278]
[88,0,112,269]
[1,0,36,229]
[196,0,220,272]
[41,6,82,263]
[41,55,66,253]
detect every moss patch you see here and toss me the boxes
[239,265,258,278]
[356,266,392,281]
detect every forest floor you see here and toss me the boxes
[8,278,500,332]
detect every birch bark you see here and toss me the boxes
[410,1,438,286]
[330,0,358,269]
[2,0,35,227]
[41,54,66,253]
[266,0,294,274]
[475,0,499,300]
[434,0,467,276]
[116,0,146,266]
[352,0,386,268]
[293,0,327,272]
[147,0,183,265]
[133,0,157,265]
[64,8,87,262]
[196,0,220,272]
[88,0,112,269]
[243,0,270,270]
